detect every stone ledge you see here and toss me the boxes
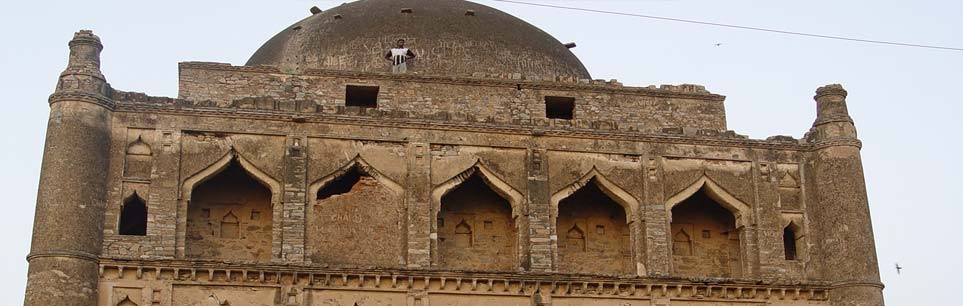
[99,258,831,302]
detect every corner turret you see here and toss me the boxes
[54,30,110,98]
[804,84,884,306]
[24,30,113,306]
[809,84,857,143]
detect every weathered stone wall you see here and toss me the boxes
[97,96,813,280]
[176,63,728,133]
[77,67,882,306]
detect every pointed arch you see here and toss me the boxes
[551,167,640,224]
[177,148,281,260]
[431,160,525,218]
[308,154,403,200]
[126,136,152,156]
[431,160,526,271]
[783,221,802,260]
[665,175,751,228]
[119,191,148,236]
[117,296,138,306]
[181,149,281,203]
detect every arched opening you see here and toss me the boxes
[670,187,742,278]
[437,172,516,271]
[784,222,801,260]
[119,193,147,236]
[557,178,632,275]
[186,160,273,262]
[307,161,404,267]
[316,165,363,200]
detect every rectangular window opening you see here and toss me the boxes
[345,85,380,108]
[545,96,575,120]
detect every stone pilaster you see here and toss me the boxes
[526,148,553,271]
[642,155,670,276]
[282,135,308,262]
[406,142,431,268]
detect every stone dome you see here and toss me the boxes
[246,0,591,79]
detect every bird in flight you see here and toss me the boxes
[895,263,903,275]
[715,43,723,47]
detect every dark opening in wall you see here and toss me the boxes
[119,193,148,236]
[545,96,575,119]
[784,224,799,260]
[557,178,631,275]
[438,172,516,271]
[345,85,380,108]
[317,166,364,200]
[670,188,741,278]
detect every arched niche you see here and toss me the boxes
[177,149,281,262]
[124,136,153,178]
[666,175,750,278]
[118,192,148,236]
[665,175,751,228]
[305,155,405,267]
[551,167,640,275]
[780,213,807,262]
[430,161,526,271]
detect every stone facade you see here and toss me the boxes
[24,1,884,306]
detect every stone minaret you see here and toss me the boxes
[806,84,885,306]
[24,30,112,306]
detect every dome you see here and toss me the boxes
[246,0,591,79]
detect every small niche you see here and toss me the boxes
[437,217,445,228]
[545,96,575,120]
[345,85,379,108]
[595,225,605,234]
[454,220,473,247]
[317,166,365,200]
[566,225,586,251]
[673,229,693,256]
[220,211,240,239]
[119,193,148,236]
[484,220,494,230]
[702,230,711,239]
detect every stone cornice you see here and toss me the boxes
[49,91,114,109]
[811,138,862,150]
[812,114,854,127]
[113,102,813,152]
[99,258,831,301]
[28,250,101,263]
[178,62,726,101]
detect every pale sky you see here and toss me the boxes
[2,1,961,305]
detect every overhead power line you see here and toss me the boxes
[489,0,963,51]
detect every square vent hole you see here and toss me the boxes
[345,85,380,108]
[545,96,575,120]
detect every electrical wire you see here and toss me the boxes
[489,0,963,51]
